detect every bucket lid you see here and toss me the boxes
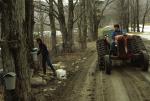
[4,72,16,77]
[32,48,38,52]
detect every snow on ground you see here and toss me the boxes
[34,31,62,36]
[43,31,62,36]
[142,26,150,33]
[139,26,150,40]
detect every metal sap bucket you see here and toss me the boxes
[31,48,38,62]
[4,72,16,90]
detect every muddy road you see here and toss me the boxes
[56,41,150,101]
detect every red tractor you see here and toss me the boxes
[97,33,149,74]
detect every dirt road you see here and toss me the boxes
[56,42,150,101]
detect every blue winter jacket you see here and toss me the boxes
[111,30,123,40]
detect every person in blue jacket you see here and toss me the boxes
[111,24,123,53]
[112,24,122,40]
[36,38,56,76]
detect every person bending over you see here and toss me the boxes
[36,38,56,76]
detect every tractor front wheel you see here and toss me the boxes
[104,55,111,75]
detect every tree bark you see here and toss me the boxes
[57,0,69,52]
[25,0,35,70]
[87,0,94,41]
[39,0,45,41]
[136,0,140,32]
[49,0,57,54]
[142,0,149,32]
[142,15,146,32]
[57,0,74,53]
[67,0,74,52]
[1,0,31,100]
[79,0,87,49]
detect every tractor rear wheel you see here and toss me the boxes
[142,51,149,72]
[96,39,108,71]
[104,55,111,75]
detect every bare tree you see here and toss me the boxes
[34,0,48,41]
[130,0,136,32]
[115,0,130,31]
[142,0,150,32]
[55,0,78,52]
[136,0,140,32]
[87,0,114,41]
[77,0,87,49]
[48,0,57,54]
[35,0,57,54]
[1,0,31,100]
[25,0,35,73]
[35,0,79,53]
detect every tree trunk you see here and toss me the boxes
[57,0,74,53]
[142,0,149,32]
[142,14,146,32]
[136,0,140,32]
[1,0,31,100]
[67,0,74,52]
[39,0,44,41]
[81,14,87,49]
[87,0,99,41]
[94,23,99,40]
[87,0,95,41]
[40,13,44,41]
[132,0,136,33]
[25,0,35,70]
[49,0,57,54]
[93,10,98,40]
[79,0,87,49]
[127,0,130,32]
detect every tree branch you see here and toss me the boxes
[97,0,114,24]
[73,9,87,24]
[45,0,49,4]
[73,0,78,9]
[52,0,58,7]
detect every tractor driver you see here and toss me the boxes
[110,24,123,54]
[112,24,122,40]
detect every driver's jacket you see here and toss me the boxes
[111,30,123,40]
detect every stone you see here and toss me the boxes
[31,77,47,86]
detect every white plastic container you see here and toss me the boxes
[4,72,16,90]
[31,48,38,62]
[56,69,67,80]
[31,51,38,61]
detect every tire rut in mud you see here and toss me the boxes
[60,52,97,101]
[122,68,150,101]
[117,69,143,101]
[95,67,150,101]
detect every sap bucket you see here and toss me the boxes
[56,69,67,80]
[4,72,16,90]
[31,48,38,61]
